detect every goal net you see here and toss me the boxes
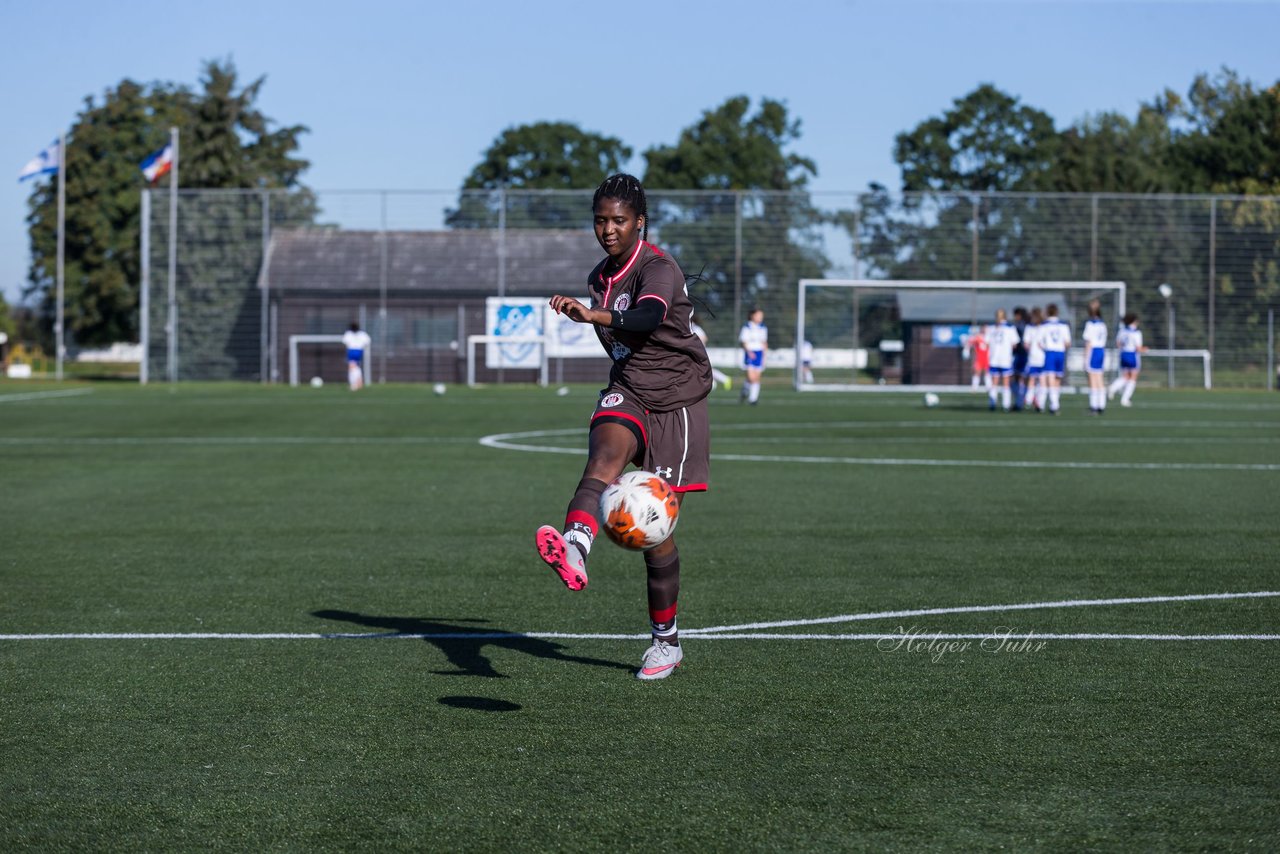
[794,279,1127,391]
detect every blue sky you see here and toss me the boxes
[4,0,1278,308]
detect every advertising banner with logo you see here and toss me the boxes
[485,298,545,369]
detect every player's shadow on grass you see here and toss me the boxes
[311,610,633,679]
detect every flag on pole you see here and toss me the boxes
[140,141,175,183]
[18,139,61,181]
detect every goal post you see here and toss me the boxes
[794,279,1127,392]
[288,334,369,386]
[466,335,549,387]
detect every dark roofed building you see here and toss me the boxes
[261,228,604,383]
[897,289,1070,385]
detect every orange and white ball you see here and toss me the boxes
[599,471,680,550]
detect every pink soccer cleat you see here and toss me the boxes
[534,525,588,591]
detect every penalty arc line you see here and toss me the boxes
[478,430,1280,471]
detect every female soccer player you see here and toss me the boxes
[986,309,1019,411]
[738,307,768,404]
[1082,300,1109,414]
[535,174,713,681]
[1023,307,1046,412]
[341,322,371,391]
[1108,313,1147,407]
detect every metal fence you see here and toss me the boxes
[141,188,1280,388]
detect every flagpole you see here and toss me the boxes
[166,126,178,383]
[55,132,65,381]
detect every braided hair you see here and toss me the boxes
[593,173,648,242]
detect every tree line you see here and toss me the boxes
[13,63,1278,355]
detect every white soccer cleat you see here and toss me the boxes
[1120,399,1133,407]
[636,639,684,680]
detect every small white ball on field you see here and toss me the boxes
[310,376,323,388]
[556,386,570,397]
[433,382,447,396]
[923,392,940,408]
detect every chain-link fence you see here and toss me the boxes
[141,188,1280,388]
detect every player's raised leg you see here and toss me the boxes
[535,419,638,591]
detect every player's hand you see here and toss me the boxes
[549,295,597,324]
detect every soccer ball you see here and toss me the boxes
[310,376,324,388]
[599,471,680,550]
[923,392,940,408]
[433,382,447,396]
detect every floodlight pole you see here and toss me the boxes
[55,132,65,380]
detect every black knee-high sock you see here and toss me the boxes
[645,547,680,646]
[564,477,606,555]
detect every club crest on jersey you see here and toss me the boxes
[614,293,631,311]
[600,392,625,408]
[611,342,632,361]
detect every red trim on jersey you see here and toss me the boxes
[598,239,646,310]
[636,293,669,320]
[670,483,707,493]
[564,509,598,536]
[591,410,648,445]
[649,603,678,624]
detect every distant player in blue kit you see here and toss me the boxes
[1039,303,1072,414]
[739,307,768,404]
[1108,313,1147,407]
[534,174,713,681]
[341,322,372,391]
[986,309,1020,411]
[1082,300,1109,414]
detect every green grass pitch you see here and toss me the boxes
[1,380,1277,851]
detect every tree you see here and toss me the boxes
[23,60,311,351]
[893,84,1058,193]
[641,96,827,341]
[446,122,632,229]
[644,96,817,191]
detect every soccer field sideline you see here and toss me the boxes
[5,589,1277,641]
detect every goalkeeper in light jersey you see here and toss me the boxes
[1108,313,1147,407]
[341,323,372,391]
[1082,300,1109,415]
[1038,303,1072,415]
[985,309,1020,411]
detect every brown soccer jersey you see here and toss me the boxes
[587,241,713,412]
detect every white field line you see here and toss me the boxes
[480,429,1280,471]
[0,388,93,404]
[0,436,474,446]
[2,632,1277,642]
[4,591,1276,643]
[689,590,1280,634]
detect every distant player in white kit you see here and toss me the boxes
[1108,313,1147,407]
[1082,300,1109,415]
[342,322,372,391]
[986,309,1020,412]
[1023,307,1046,412]
[1039,303,1072,415]
[738,307,768,405]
